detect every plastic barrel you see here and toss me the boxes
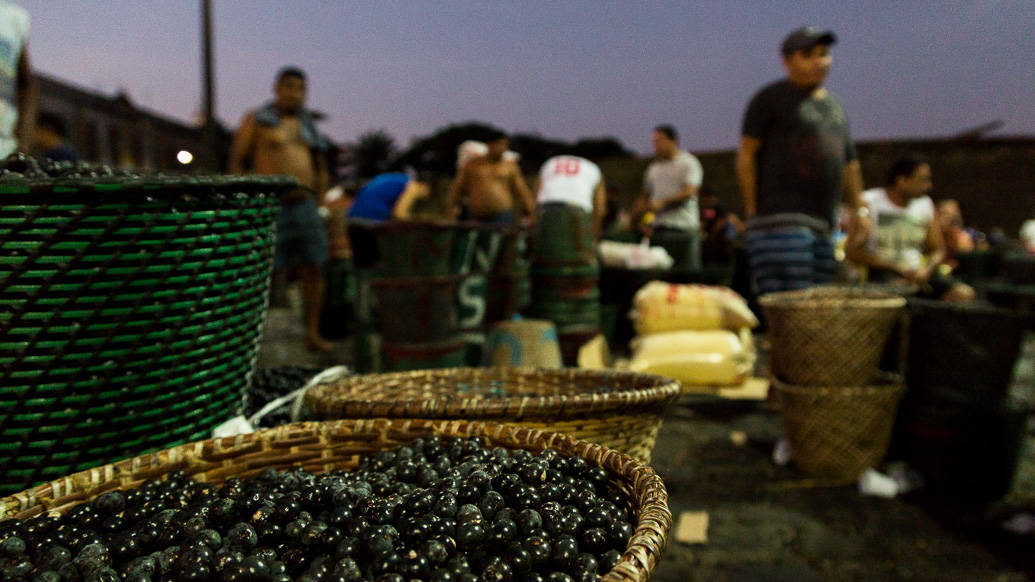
[954,250,1002,284]
[1003,251,1035,285]
[905,299,1025,405]
[891,402,1029,503]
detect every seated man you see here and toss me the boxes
[347,171,430,222]
[846,156,974,301]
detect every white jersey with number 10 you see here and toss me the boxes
[536,155,601,213]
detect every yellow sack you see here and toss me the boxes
[628,329,755,386]
[632,281,758,335]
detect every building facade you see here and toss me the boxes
[35,72,228,172]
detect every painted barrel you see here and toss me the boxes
[530,203,596,267]
[530,298,601,329]
[532,275,601,301]
[348,218,457,277]
[371,274,461,344]
[381,337,468,372]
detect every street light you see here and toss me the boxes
[177,150,194,165]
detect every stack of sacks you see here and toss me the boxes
[628,282,759,385]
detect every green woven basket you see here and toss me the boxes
[0,160,294,494]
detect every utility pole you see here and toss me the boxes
[200,0,219,171]
[201,0,215,125]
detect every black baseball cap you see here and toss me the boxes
[781,27,837,56]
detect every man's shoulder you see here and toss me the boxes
[676,150,701,165]
[862,187,885,205]
[751,79,793,101]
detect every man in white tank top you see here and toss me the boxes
[535,154,606,237]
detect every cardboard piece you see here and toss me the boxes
[674,511,709,544]
[718,377,769,400]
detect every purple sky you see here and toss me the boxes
[17,0,1035,154]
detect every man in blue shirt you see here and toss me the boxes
[348,172,431,221]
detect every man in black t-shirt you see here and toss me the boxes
[735,27,865,295]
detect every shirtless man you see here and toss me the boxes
[446,131,535,224]
[229,67,332,352]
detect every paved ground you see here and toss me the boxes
[258,291,1035,581]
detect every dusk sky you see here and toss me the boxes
[16,0,1035,154]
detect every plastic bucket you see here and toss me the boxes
[483,319,562,368]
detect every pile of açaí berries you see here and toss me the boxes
[0,437,636,582]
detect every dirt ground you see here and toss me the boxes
[258,296,1035,581]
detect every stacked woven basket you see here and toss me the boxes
[760,286,907,483]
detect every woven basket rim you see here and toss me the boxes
[771,373,904,392]
[0,173,298,195]
[759,286,906,309]
[304,367,681,420]
[0,418,670,582]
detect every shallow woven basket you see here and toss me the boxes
[760,286,906,386]
[0,419,671,582]
[303,367,681,463]
[773,375,905,483]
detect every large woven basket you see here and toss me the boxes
[773,375,905,483]
[303,367,680,462]
[0,418,671,582]
[760,286,906,386]
[0,161,292,494]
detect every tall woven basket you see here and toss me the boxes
[303,367,681,462]
[773,375,905,483]
[760,286,906,386]
[0,419,671,582]
[0,159,292,494]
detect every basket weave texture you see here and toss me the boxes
[0,172,292,494]
[773,376,905,483]
[0,418,671,582]
[760,286,906,386]
[303,367,680,462]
